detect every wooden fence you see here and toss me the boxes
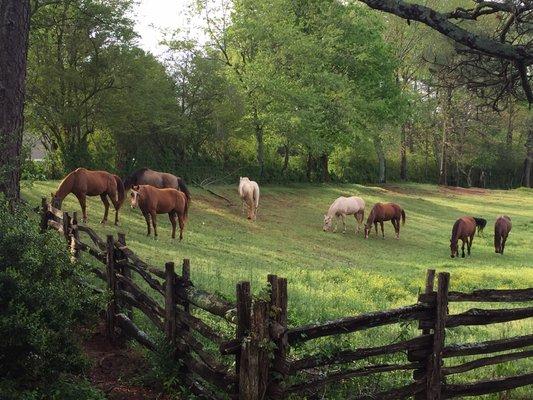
[40,197,533,399]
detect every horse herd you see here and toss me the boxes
[322,195,512,257]
[50,167,512,257]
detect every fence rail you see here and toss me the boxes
[40,197,533,400]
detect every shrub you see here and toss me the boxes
[0,200,104,399]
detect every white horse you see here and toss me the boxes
[323,196,365,234]
[238,177,260,221]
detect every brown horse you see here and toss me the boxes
[450,216,476,258]
[364,203,406,239]
[123,168,190,201]
[494,215,512,254]
[130,185,188,240]
[51,168,125,225]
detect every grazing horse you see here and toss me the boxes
[323,196,365,234]
[364,203,405,239]
[51,168,125,225]
[450,216,476,258]
[238,177,260,221]
[123,168,190,201]
[494,215,512,255]
[473,217,487,236]
[130,185,188,240]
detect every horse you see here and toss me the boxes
[323,196,365,234]
[51,168,125,225]
[494,215,512,254]
[123,168,190,201]
[473,217,487,236]
[450,216,476,258]
[238,177,260,221]
[130,185,188,240]
[364,203,405,239]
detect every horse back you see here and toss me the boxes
[456,217,476,238]
[74,169,115,195]
[495,216,512,235]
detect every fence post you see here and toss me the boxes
[413,269,436,399]
[426,272,450,400]
[70,211,80,261]
[164,261,177,345]
[40,197,48,232]
[182,259,191,316]
[117,232,132,320]
[236,281,251,377]
[267,275,288,399]
[62,211,71,245]
[105,234,117,342]
[239,298,269,400]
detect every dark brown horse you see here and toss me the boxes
[364,203,406,239]
[450,216,476,258]
[124,168,190,201]
[51,168,125,225]
[130,185,188,240]
[494,215,512,254]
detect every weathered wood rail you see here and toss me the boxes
[40,198,533,399]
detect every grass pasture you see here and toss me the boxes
[22,181,533,398]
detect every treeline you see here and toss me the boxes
[23,0,531,188]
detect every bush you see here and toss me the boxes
[0,200,104,399]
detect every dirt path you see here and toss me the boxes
[81,323,172,400]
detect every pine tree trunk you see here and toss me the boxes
[374,136,386,184]
[320,153,330,182]
[400,124,408,181]
[252,106,264,178]
[523,114,533,188]
[0,0,30,204]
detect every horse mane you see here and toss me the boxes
[366,207,375,226]
[54,169,78,199]
[450,219,461,244]
[473,217,487,228]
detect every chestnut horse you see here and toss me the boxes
[494,215,512,254]
[130,185,188,240]
[123,168,190,201]
[450,216,476,258]
[51,168,125,225]
[364,203,405,239]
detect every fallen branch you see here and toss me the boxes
[192,180,234,205]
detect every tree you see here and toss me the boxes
[356,0,533,186]
[0,0,31,203]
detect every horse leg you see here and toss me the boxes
[467,235,473,255]
[501,235,507,255]
[177,213,185,241]
[169,212,177,239]
[354,214,359,234]
[380,221,385,239]
[151,211,158,237]
[100,194,110,224]
[341,214,347,234]
[76,193,87,223]
[374,222,378,236]
[461,239,466,258]
[393,219,400,239]
[109,194,121,226]
[143,212,151,236]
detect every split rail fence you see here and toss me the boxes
[40,198,533,399]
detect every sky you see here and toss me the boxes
[133,0,206,57]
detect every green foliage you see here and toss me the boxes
[0,200,103,399]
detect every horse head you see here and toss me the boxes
[50,192,62,209]
[323,215,333,232]
[130,185,141,209]
[364,224,371,239]
[450,239,458,258]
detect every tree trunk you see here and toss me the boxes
[252,106,264,178]
[306,152,314,182]
[506,97,514,146]
[400,123,408,181]
[0,0,31,204]
[523,113,533,188]
[438,88,452,186]
[281,144,290,176]
[320,153,330,182]
[373,136,386,184]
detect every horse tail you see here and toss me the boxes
[113,175,125,206]
[177,178,191,202]
[401,209,406,225]
[254,184,260,209]
[183,191,189,221]
[494,226,501,252]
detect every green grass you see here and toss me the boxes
[22,181,533,398]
